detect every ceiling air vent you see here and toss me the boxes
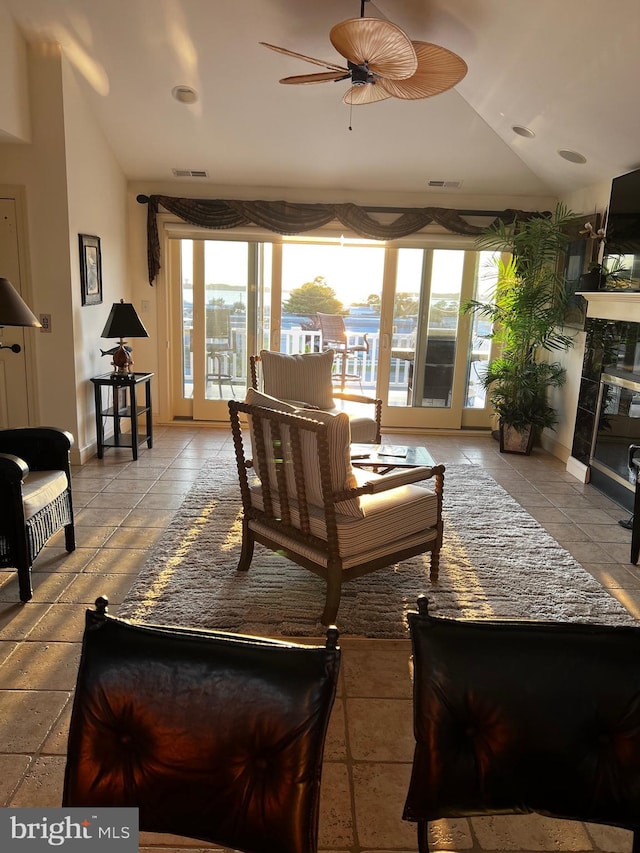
[172,169,209,178]
[428,180,462,188]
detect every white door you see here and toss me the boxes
[0,196,32,428]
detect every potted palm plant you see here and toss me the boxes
[463,203,579,454]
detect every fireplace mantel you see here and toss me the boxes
[578,292,640,323]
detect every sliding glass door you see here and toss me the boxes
[381,247,496,429]
[166,233,496,430]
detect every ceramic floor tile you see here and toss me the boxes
[10,755,66,807]
[59,525,117,548]
[74,507,133,527]
[31,547,98,575]
[346,697,414,762]
[82,548,150,574]
[351,763,415,849]
[136,493,190,510]
[324,698,347,761]
[0,571,75,604]
[101,478,158,493]
[0,690,70,751]
[562,540,615,564]
[471,813,593,851]
[584,564,640,589]
[426,818,475,851]
[41,700,73,755]
[0,602,51,641]
[58,573,137,605]
[85,492,145,509]
[146,480,195,495]
[0,641,81,690]
[120,508,178,527]
[319,762,354,849]
[341,645,413,698]
[585,822,634,853]
[25,605,87,642]
[0,754,32,806]
[104,526,166,549]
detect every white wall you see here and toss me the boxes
[0,4,30,143]
[0,30,128,461]
[61,56,128,459]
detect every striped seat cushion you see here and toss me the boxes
[250,478,439,566]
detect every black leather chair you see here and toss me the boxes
[403,595,640,853]
[0,427,75,601]
[63,597,341,853]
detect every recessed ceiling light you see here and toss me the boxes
[558,149,587,164]
[512,125,535,138]
[172,85,198,104]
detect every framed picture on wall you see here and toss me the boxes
[79,234,103,306]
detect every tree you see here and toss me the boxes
[282,277,345,316]
[394,292,419,317]
[366,294,381,314]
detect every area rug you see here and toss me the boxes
[117,459,637,638]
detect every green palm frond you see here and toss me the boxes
[462,203,579,431]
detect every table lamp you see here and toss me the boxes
[0,276,42,352]
[101,298,149,374]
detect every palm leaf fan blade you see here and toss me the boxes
[379,42,468,99]
[343,83,391,105]
[259,41,348,73]
[281,71,351,85]
[330,18,417,79]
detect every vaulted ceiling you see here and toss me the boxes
[5,0,640,202]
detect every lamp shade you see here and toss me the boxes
[0,277,41,327]
[101,299,149,339]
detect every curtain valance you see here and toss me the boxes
[137,194,541,285]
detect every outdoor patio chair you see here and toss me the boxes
[250,349,382,443]
[229,395,444,625]
[403,595,640,853]
[316,312,369,391]
[205,305,235,397]
[0,426,75,602]
[63,596,341,853]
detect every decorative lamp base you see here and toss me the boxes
[111,344,133,374]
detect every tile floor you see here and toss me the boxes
[1,424,640,853]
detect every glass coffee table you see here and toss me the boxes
[350,443,436,474]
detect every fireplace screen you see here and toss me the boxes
[591,372,640,491]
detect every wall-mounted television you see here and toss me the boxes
[602,167,640,289]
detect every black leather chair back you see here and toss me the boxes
[63,598,340,853]
[403,596,640,853]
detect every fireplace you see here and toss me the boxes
[572,293,640,511]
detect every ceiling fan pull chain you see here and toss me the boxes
[349,99,353,131]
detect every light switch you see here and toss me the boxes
[39,314,52,332]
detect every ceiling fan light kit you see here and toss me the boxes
[261,4,467,108]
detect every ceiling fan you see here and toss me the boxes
[260,0,467,105]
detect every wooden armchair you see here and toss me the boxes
[229,395,444,625]
[250,349,382,443]
[0,427,75,602]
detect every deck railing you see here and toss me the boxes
[188,328,415,390]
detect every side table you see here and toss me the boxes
[91,372,154,460]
